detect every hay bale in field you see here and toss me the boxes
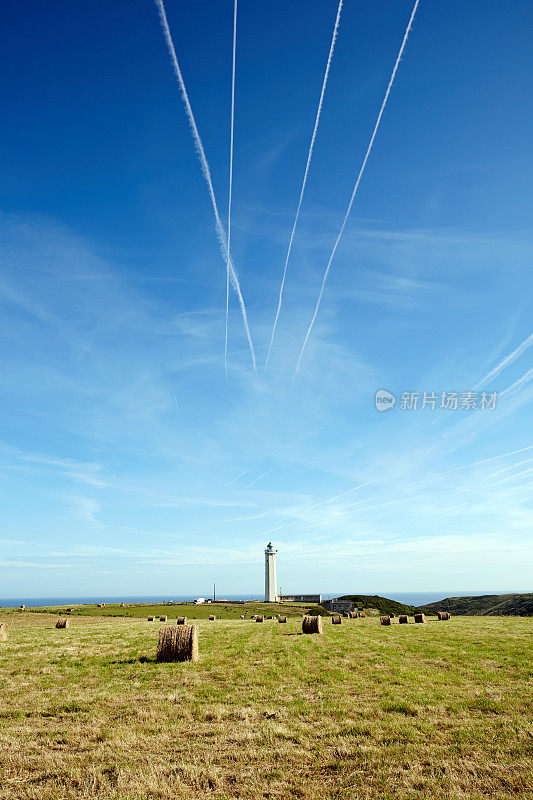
[148,615,155,621]
[97,603,104,608]
[399,615,408,624]
[332,614,342,625]
[349,611,358,619]
[380,615,391,626]
[19,605,25,610]
[255,615,264,622]
[358,611,366,618]
[389,613,395,618]
[302,615,322,634]
[55,618,69,629]
[157,624,198,663]
[414,613,426,624]
[208,615,216,621]
[0,623,8,642]
[278,616,287,623]
[159,615,168,622]
[437,611,451,621]
[176,616,186,625]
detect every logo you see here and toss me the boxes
[375,389,396,412]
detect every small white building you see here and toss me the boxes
[194,597,206,605]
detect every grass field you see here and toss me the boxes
[0,612,531,799]
[16,601,332,621]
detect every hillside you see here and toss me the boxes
[421,593,533,617]
[338,595,424,616]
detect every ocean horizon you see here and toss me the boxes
[0,590,525,609]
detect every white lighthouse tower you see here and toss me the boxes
[264,542,278,602]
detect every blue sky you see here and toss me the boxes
[1,0,532,598]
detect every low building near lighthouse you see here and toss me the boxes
[279,594,322,604]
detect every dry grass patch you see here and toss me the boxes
[0,612,107,630]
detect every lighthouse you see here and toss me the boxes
[264,542,278,602]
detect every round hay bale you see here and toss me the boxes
[55,618,69,629]
[389,613,395,618]
[414,613,426,624]
[19,605,25,610]
[159,615,168,622]
[97,603,104,608]
[332,614,342,625]
[348,611,357,619]
[437,611,451,621]
[278,616,287,623]
[342,611,349,617]
[380,615,391,626]
[208,615,216,621]
[148,615,155,621]
[302,615,322,634]
[398,615,408,624]
[358,611,366,618]
[176,616,186,625]
[0,623,8,642]
[157,624,198,663]
[255,615,264,623]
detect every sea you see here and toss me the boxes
[0,590,518,608]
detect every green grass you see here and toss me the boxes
[0,612,531,799]
[14,600,331,620]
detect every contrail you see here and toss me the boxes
[154,0,256,370]
[481,457,533,483]
[500,367,533,399]
[292,0,421,384]
[246,468,274,488]
[173,392,181,417]
[225,0,238,376]
[265,0,344,369]
[250,478,375,539]
[471,332,533,391]
[441,445,533,474]
[225,467,252,486]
